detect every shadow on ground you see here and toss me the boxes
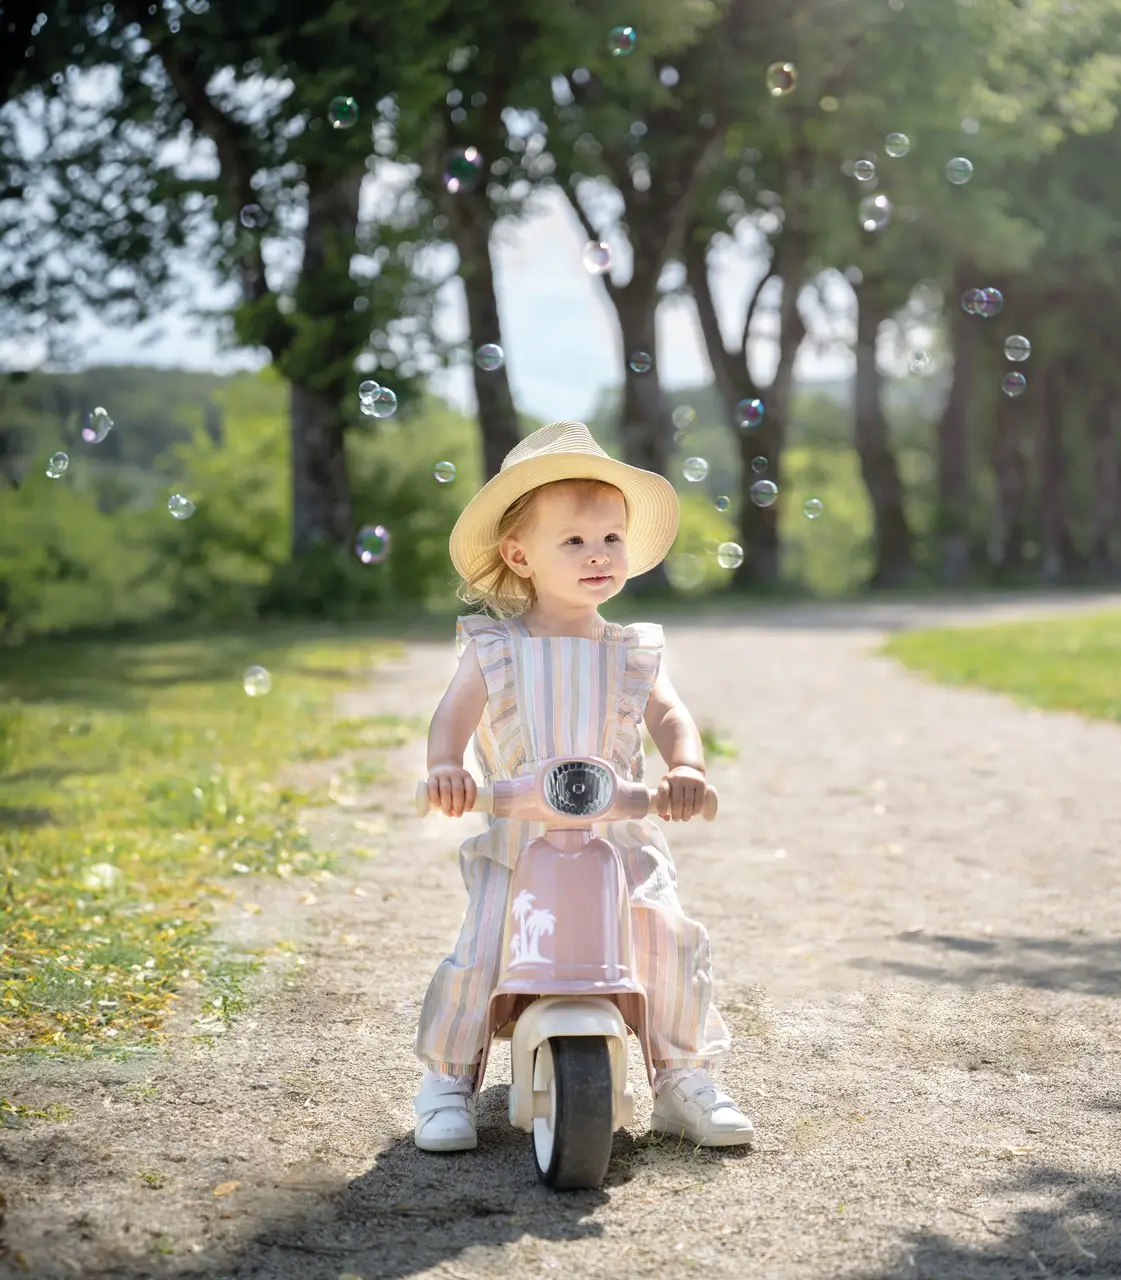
[850,931,1121,998]
[10,1083,750,1280]
[859,1165,1119,1280]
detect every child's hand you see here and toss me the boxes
[656,766,707,822]
[427,764,477,817]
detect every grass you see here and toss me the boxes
[0,623,422,1059]
[882,608,1121,722]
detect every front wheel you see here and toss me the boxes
[532,1036,615,1190]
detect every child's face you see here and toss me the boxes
[500,483,629,609]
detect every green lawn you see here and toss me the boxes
[882,608,1121,722]
[0,624,421,1060]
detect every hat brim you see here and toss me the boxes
[450,452,680,584]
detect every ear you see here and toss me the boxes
[499,536,532,579]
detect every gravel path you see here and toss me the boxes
[3,593,1120,1280]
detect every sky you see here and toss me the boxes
[65,183,860,423]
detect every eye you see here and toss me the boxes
[606,533,622,543]
[565,536,583,545]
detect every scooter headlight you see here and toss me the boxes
[543,760,612,817]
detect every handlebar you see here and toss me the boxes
[414,778,718,822]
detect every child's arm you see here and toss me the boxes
[644,664,707,821]
[644,664,706,776]
[426,641,489,816]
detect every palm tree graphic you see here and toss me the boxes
[509,890,556,965]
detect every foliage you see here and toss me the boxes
[883,609,1121,723]
[0,461,161,644]
[0,624,419,1057]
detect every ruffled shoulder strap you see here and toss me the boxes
[617,621,664,723]
[456,613,507,656]
[456,614,515,705]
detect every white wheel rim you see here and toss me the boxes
[532,1042,557,1171]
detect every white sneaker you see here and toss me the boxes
[650,1069,755,1147]
[413,1072,477,1152]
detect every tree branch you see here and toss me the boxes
[153,42,269,307]
[565,182,616,299]
[740,261,776,362]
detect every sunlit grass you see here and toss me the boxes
[0,625,421,1059]
[882,608,1121,722]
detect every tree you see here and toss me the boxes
[1,1,462,566]
[534,2,773,540]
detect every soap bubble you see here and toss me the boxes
[945,156,973,185]
[328,96,358,129]
[168,494,195,519]
[370,387,397,418]
[858,193,894,232]
[672,405,696,432]
[243,665,271,697]
[682,457,709,483]
[46,452,69,478]
[83,406,113,443]
[961,288,984,315]
[749,479,779,508]
[628,350,653,374]
[1001,372,1027,398]
[853,159,877,182]
[433,461,457,483]
[666,553,705,591]
[884,132,911,158]
[444,146,483,193]
[607,25,636,56]
[239,203,267,230]
[716,542,744,569]
[582,241,612,274]
[766,62,797,96]
[358,379,379,402]
[355,524,391,565]
[974,287,1003,318]
[475,343,504,372]
[803,498,824,519]
[1004,334,1031,362]
[737,397,765,429]
[909,350,930,374]
[715,495,731,513]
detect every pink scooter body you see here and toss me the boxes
[415,756,718,1168]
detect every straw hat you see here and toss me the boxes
[449,421,680,582]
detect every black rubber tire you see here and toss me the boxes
[532,1036,615,1190]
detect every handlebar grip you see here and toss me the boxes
[415,780,494,817]
[646,784,718,821]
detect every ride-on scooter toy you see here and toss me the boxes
[415,754,717,1190]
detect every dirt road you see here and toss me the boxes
[3,594,1120,1280]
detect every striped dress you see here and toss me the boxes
[414,614,732,1079]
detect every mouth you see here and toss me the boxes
[580,574,612,585]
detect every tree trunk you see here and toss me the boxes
[682,229,768,583]
[1036,360,1081,581]
[734,243,807,587]
[852,280,917,587]
[989,371,1031,574]
[287,170,361,557]
[438,151,520,480]
[614,269,671,594]
[684,223,808,588]
[935,263,978,585]
[1088,390,1119,577]
[289,382,352,555]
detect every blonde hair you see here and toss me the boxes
[455,477,625,619]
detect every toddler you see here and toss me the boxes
[412,420,754,1152]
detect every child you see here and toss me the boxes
[412,420,754,1152]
